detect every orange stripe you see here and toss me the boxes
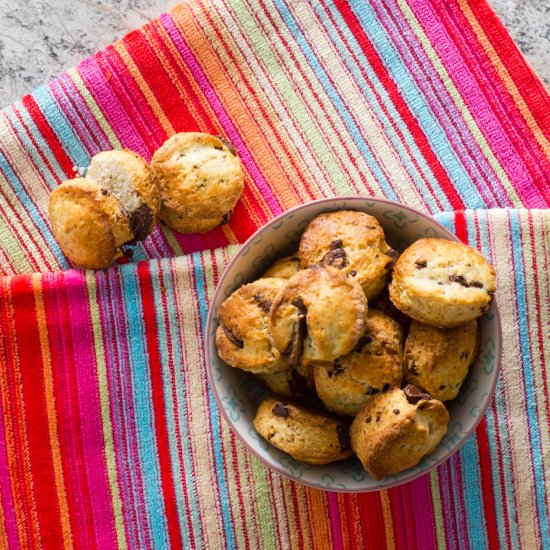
[380,490,396,550]
[32,275,73,549]
[305,488,333,549]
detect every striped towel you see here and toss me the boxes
[0,0,548,548]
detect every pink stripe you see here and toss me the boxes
[327,492,344,550]
[408,476,438,548]
[408,0,549,208]
[160,13,283,216]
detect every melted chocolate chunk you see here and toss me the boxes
[289,369,308,395]
[336,424,351,452]
[129,204,153,242]
[282,298,308,366]
[365,416,372,424]
[469,280,483,288]
[332,361,345,377]
[382,383,390,392]
[101,188,109,196]
[404,384,431,405]
[349,270,357,277]
[449,274,469,287]
[414,260,427,269]
[354,334,373,352]
[216,136,238,156]
[365,387,380,395]
[253,295,272,314]
[273,403,289,418]
[375,413,381,422]
[387,248,400,265]
[393,409,400,415]
[439,385,446,390]
[222,325,244,349]
[321,240,348,269]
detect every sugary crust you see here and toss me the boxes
[269,266,368,364]
[151,132,243,233]
[216,278,288,374]
[389,238,496,327]
[253,397,353,465]
[350,387,449,479]
[298,210,393,299]
[403,320,480,401]
[48,178,133,269]
[263,255,301,280]
[313,309,403,416]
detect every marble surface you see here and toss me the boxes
[0,0,548,108]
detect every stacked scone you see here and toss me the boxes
[49,133,244,269]
[216,210,496,479]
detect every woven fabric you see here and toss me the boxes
[0,0,549,548]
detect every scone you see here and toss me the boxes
[49,178,134,269]
[404,320,480,401]
[253,397,352,465]
[86,149,160,240]
[257,363,314,399]
[263,255,301,279]
[313,309,403,416]
[216,278,288,374]
[350,386,449,479]
[389,238,496,327]
[371,285,411,329]
[269,266,367,365]
[298,210,396,299]
[151,132,244,233]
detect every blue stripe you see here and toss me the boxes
[191,252,237,549]
[509,211,550,544]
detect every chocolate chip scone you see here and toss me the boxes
[298,210,396,299]
[269,266,368,365]
[49,178,134,269]
[216,278,288,374]
[313,309,403,416]
[350,385,449,479]
[256,363,314,399]
[389,238,495,327]
[263,255,301,279]
[253,397,352,465]
[404,320,480,401]
[152,132,244,233]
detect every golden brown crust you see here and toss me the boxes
[313,309,403,416]
[253,397,353,465]
[298,210,393,299]
[262,255,301,280]
[389,238,496,327]
[403,320,480,401]
[269,266,368,365]
[350,387,449,479]
[151,132,243,233]
[48,178,133,269]
[256,362,314,399]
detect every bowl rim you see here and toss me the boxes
[205,196,502,492]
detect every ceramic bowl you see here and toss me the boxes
[205,197,501,492]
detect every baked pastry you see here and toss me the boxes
[404,320,480,401]
[86,149,160,241]
[389,238,495,327]
[313,309,403,416]
[371,285,411,329]
[263,255,301,279]
[256,362,314,399]
[151,132,244,233]
[269,266,367,365]
[253,397,352,464]
[350,385,449,479]
[216,278,288,374]
[49,178,134,269]
[298,210,396,299]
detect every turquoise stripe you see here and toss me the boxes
[509,211,550,544]
[191,251,237,549]
[319,2,450,212]
[349,0,486,208]
[120,264,170,550]
[274,0,399,201]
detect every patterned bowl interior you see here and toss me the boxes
[205,197,500,492]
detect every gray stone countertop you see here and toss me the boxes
[0,0,548,109]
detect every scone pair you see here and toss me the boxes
[49,150,159,269]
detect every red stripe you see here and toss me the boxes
[20,96,74,177]
[454,210,469,243]
[9,276,65,549]
[137,263,183,550]
[475,419,500,550]
[357,493,388,550]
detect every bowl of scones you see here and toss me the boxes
[206,196,501,491]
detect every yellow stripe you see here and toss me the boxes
[429,470,447,549]
[85,271,128,550]
[379,490,396,550]
[32,274,74,549]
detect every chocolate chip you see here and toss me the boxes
[336,424,351,452]
[382,383,390,392]
[375,413,381,422]
[282,298,308,366]
[128,204,153,242]
[393,409,400,415]
[253,295,272,314]
[321,240,348,269]
[439,385,446,390]
[404,384,431,404]
[220,211,232,226]
[414,260,427,269]
[273,403,289,418]
[289,369,308,395]
[460,351,469,359]
[222,325,244,348]
[216,136,238,156]
[101,188,109,196]
[354,334,373,352]
[449,274,469,287]
[365,416,372,423]
[387,248,399,265]
[488,290,495,298]
[365,387,380,395]
[408,361,419,376]
[469,281,483,288]
[332,361,345,377]
[349,270,357,277]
